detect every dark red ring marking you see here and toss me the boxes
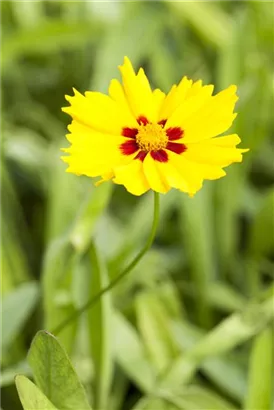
[166,142,187,154]
[122,127,138,138]
[120,140,139,155]
[166,127,184,141]
[120,119,186,162]
[137,116,149,125]
[135,151,147,162]
[150,150,168,162]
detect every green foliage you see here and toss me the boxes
[1,1,274,410]
[2,282,39,353]
[15,375,58,410]
[27,331,91,410]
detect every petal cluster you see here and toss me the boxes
[62,57,248,196]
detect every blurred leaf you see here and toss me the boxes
[248,189,274,258]
[88,243,113,410]
[1,163,31,291]
[113,312,155,393]
[245,327,273,409]
[2,282,39,351]
[70,183,112,253]
[135,291,179,374]
[172,321,247,402]
[42,237,77,353]
[10,1,45,28]
[15,375,58,410]
[1,360,31,387]
[167,1,233,49]
[132,397,168,410]
[167,385,236,410]
[91,2,163,92]
[4,127,49,192]
[173,291,274,361]
[178,187,215,327]
[28,331,92,410]
[2,21,102,70]
[45,147,86,243]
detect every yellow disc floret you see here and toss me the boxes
[136,123,168,152]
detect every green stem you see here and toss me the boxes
[52,192,160,336]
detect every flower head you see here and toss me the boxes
[61,57,248,196]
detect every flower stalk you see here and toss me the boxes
[52,191,160,335]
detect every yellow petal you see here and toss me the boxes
[159,76,193,120]
[203,134,241,147]
[143,154,170,194]
[108,79,138,123]
[166,152,204,195]
[113,160,150,196]
[119,57,158,122]
[182,85,238,143]
[152,88,166,120]
[166,84,214,129]
[62,87,136,135]
[61,121,132,177]
[184,135,248,167]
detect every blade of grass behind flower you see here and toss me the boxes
[246,189,274,296]
[2,282,39,353]
[87,243,113,410]
[45,145,87,243]
[10,0,45,29]
[91,1,163,92]
[244,327,273,410]
[171,320,247,403]
[42,237,77,353]
[1,162,32,290]
[113,312,155,393]
[167,1,233,49]
[135,291,180,375]
[70,182,112,254]
[178,186,215,328]
[2,20,102,71]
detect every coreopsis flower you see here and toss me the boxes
[62,57,248,196]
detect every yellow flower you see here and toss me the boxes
[61,57,248,196]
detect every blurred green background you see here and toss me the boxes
[1,1,274,410]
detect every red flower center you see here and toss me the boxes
[120,116,186,163]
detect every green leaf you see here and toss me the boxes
[248,189,274,258]
[172,321,247,402]
[2,21,102,70]
[15,375,58,410]
[113,312,155,393]
[42,237,77,354]
[2,282,39,351]
[1,360,31,387]
[70,183,112,253]
[135,291,179,374]
[178,187,215,327]
[167,385,236,410]
[28,331,92,410]
[174,292,274,361]
[245,327,273,409]
[88,243,113,409]
[167,1,233,49]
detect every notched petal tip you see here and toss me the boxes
[119,56,135,74]
[62,106,71,113]
[60,155,70,164]
[60,147,70,153]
